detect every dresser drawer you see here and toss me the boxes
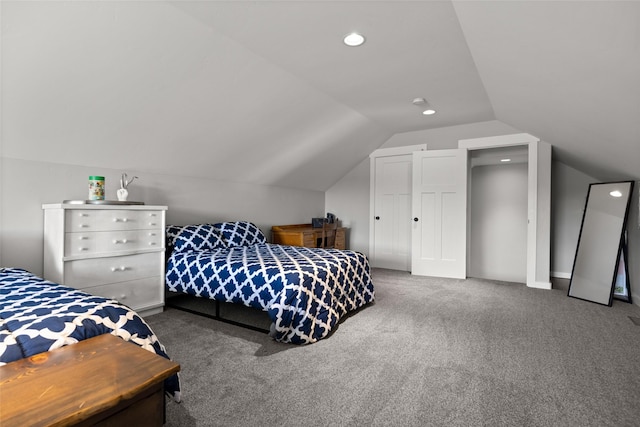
[85,277,163,311]
[64,230,163,257]
[64,253,162,288]
[65,210,163,232]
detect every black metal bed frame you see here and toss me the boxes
[164,297,271,335]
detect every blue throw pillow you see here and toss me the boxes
[166,224,185,248]
[173,224,228,252]
[213,221,267,247]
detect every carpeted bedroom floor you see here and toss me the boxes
[145,268,640,427]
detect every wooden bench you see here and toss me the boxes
[0,333,180,426]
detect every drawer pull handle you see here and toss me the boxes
[149,242,157,246]
[79,224,89,228]
[112,239,129,244]
[110,266,128,272]
[149,233,156,236]
[78,236,88,240]
[79,247,88,251]
[149,213,157,217]
[79,213,89,217]
[149,222,157,226]
[113,218,129,222]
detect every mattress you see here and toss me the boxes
[0,267,180,400]
[166,243,375,344]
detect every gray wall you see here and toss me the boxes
[325,157,370,255]
[550,161,597,277]
[469,163,528,283]
[1,157,324,276]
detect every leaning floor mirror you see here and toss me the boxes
[568,181,635,306]
[613,233,632,303]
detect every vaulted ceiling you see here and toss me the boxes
[2,1,638,191]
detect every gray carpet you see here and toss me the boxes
[145,269,640,427]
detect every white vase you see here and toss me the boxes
[117,188,128,202]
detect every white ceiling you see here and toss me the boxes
[2,1,638,191]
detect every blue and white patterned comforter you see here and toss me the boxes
[0,268,180,401]
[166,243,375,344]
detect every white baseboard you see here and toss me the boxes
[551,271,571,279]
[528,281,552,290]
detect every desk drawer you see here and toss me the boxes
[65,230,163,257]
[302,233,317,248]
[64,253,162,288]
[66,210,163,232]
[85,277,163,310]
[335,230,346,250]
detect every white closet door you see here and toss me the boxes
[411,149,467,278]
[372,155,412,270]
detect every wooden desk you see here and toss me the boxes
[0,334,180,427]
[271,223,346,250]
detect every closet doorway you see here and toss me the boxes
[468,146,529,283]
[459,133,551,289]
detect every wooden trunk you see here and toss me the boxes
[0,334,180,427]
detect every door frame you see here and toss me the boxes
[459,133,552,289]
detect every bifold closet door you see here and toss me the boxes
[411,149,467,279]
[372,155,412,270]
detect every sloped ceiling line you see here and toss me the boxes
[3,0,638,192]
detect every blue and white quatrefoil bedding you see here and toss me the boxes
[0,268,181,401]
[166,224,375,344]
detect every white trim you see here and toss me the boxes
[369,158,376,263]
[459,133,539,150]
[370,144,427,159]
[458,133,551,290]
[43,203,168,211]
[529,281,553,290]
[551,271,571,279]
[526,140,539,289]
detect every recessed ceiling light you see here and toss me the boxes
[610,190,623,198]
[500,158,511,162]
[412,97,436,116]
[343,32,365,47]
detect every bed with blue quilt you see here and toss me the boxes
[0,267,181,401]
[165,221,375,344]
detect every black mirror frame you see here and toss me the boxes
[568,180,634,306]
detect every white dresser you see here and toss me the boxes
[43,204,168,316]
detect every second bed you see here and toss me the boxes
[165,221,375,344]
